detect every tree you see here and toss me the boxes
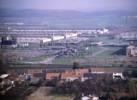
[88,68,91,73]
[72,62,80,70]
[0,49,6,74]
[0,59,6,74]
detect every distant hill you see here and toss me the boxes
[0,9,137,29]
[0,9,137,17]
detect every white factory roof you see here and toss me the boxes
[127,45,135,49]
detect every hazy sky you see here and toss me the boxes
[0,0,137,12]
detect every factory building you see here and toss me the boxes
[126,45,137,57]
[16,32,79,45]
[0,35,17,48]
[119,32,137,40]
[17,37,52,44]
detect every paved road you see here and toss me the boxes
[86,47,109,57]
[25,56,56,64]
[26,86,72,100]
[26,87,50,100]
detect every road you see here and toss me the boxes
[25,56,56,64]
[26,86,71,100]
[26,87,50,100]
[86,47,109,57]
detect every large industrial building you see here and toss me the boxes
[0,30,81,48]
[127,45,137,57]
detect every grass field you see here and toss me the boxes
[52,46,100,64]
[26,87,72,100]
[52,46,125,65]
[48,94,72,100]
[26,55,48,62]
[22,36,130,66]
[95,47,122,57]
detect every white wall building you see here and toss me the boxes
[119,32,137,39]
[17,37,52,44]
[127,45,137,57]
[52,36,64,41]
[113,73,124,79]
[65,33,78,39]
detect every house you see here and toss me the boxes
[82,73,94,81]
[0,74,9,79]
[81,94,99,100]
[61,70,80,81]
[92,96,99,100]
[45,67,124,81]
[90,67,123,74]
[81,96,90,100]
[113,73,124,80]
[0,74,15,94]
[61,69,89,81]
[46,72,60,80]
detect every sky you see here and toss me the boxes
[0,0,137,12]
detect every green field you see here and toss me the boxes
[52,46,124,65]
[52,46,101,64]
[48,94,72,100]
[26,55,48,62]
[95,47,122,57]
